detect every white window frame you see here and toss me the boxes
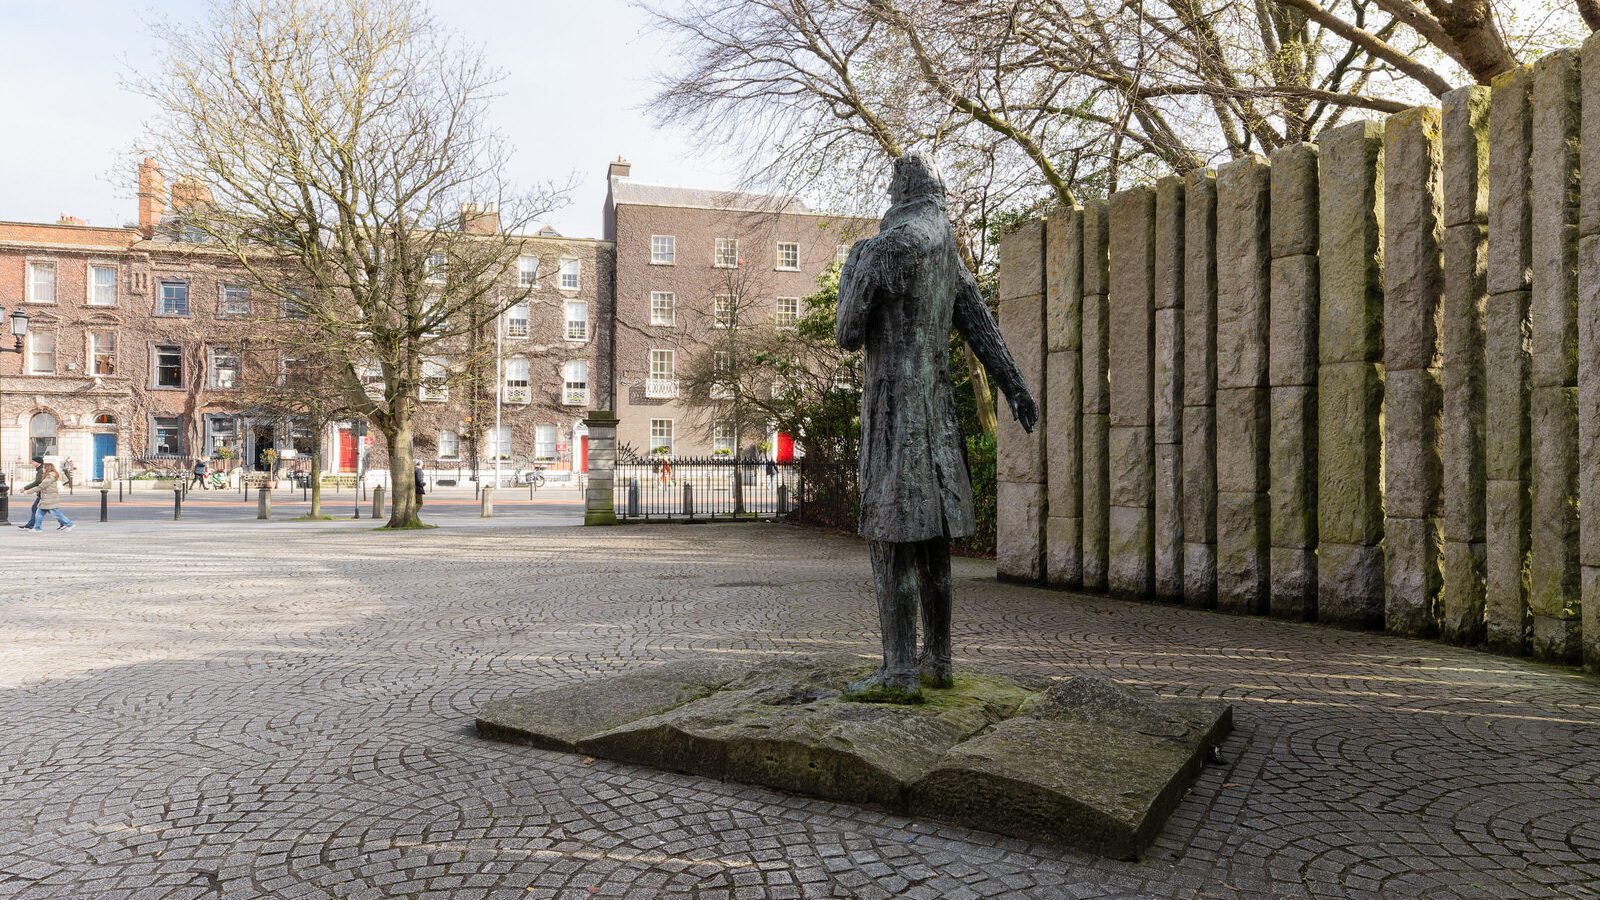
[649,291,675,326]
[564,301,588,341]
[27,329,55,375]
[219,285,251,319]
[562,360,589,407]
[650,235,676,265]
[713,238,740,269]
[776,242,800,271]
[649,418,674,456]
[647,349,677,398]
[712,421,736,454]
[534,423,558,461]
[420,358,449,402]
[505,302,529,339]
[710,350,734,400]
[25,261,56,304]
[88,264,118,306]
[558,258,580,291]
[157,280,190,317]
[517,255,539,288]
[209,347,240,389]
[438,429,461,460]
[488,425,512,461]
[89,330,117,376]
[713,294,737,329]
[775,296,800,328]
[426,251,447,284]
[503,356,531,404]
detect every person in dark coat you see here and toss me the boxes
[16,456,43,530]
[413,461,426,508]
[836,151,1037,702]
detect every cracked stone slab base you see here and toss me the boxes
[475,653,1231,859]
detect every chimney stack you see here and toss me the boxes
[57,214,87,227]
[137,158,166,238]
[170,175,213,211]
[459,201,500,235]
[608,156,631,179]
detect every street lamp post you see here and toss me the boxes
[0,308,31,523]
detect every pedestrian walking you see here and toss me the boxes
[61,458,76,490]
[21,463,75,532]
[16,456,43,530]
[765,458,778,488]
[414,461,426,508]
[189,457,210,490]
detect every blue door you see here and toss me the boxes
[92,433,117,480]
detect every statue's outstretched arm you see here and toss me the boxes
[954,264,1038,433]
[835,241,876,351]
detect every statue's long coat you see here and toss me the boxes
[837,195,1026,544]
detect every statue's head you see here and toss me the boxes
[889,151,946,207]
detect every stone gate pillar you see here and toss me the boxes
[584,410,619,526]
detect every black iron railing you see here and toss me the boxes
[793,457,860,532]
[616,456,799,521]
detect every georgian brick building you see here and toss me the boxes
[0,157,863,483]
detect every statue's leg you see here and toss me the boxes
[917,536,954,688]
[845,540,923,703]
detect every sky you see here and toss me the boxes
[0,0,741,238]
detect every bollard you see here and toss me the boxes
[100,488,109,522]
[628,478,640,518]
[173,484,183,521]
[371,485,385,520]
[480,486,494,518]
[257,486,272,520]
[777,484,789,516]
[682,482,694,517]
[118,480,123,503]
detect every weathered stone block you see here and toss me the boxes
[1383,368,1443,519]
[1047,351,1082,516]
[998,294,1046,484]
[1441,224,1487,542]
[1384,516,1442,637]
[999,218,1045,302]
[1108,505,1154,597]
[1442,85,1491,228]
[1215,491,1268,615]
[1269,254,1318,388]
[1154,176,1185,310]
[1529,386,1579,630]
[1154,443,1183,601]
[1269,142,1318,258]
[1183,169,1218,403]
[998,480,1048,582]
[1585,34,1600,237]
[1083,290,1110,415]
[1047,205,1084,352]
[1154,307,1183,444]
[1083,200,1111,298]
[1318,119,1385,366]
[1317,542,1386,628]
[1483,290,1531,481]
[1582,236,1600,565]
[1269,546,1316,620]
[1484,477,1530,654]
[1183,542,1217,608]
[1440,539,1487,645]
[1082,413,1110,591]
[1529,612,1580,665]
[1487,66,1532,295]
[1108,426,1153,508]
[1317,361,1384,545]
[1383,107,1444,372]
[1215,387,1268,494]
[1180,405,1216,541]
[1109,187,1156,428]
[1530,220,1578,388]
[1215,156,1271,390]
[1269,385,1317,549]
[1046,515,1083,589]
[1584,565,1600,673]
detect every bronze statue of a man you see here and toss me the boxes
[836,152,1038,703]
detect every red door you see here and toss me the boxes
[579,436,589,474]
[775,432,795,463]
[338,428,358,471]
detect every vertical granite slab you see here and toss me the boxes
[1581,236,1600,670]
[997,220,1048,582]
[1153,178,1185,600]
[1181,169,1218,608]
[1107,188,1156,596]
[997,480,1048,583]
[1081,201,1112,591]
[1046,207,1084,588]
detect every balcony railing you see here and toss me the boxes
[646,377,679,399]
[506,320,529,338]
[709,384,733,400]
[563,387,589,407]
[503,385,530,405]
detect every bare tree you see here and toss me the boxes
[131,0,569,527]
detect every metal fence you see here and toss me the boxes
[792,458,860,532]
[616,457,800,521]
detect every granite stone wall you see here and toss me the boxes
[994,34,1600,671]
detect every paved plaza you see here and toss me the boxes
[1,521,1597,899]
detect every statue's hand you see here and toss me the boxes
[1009,391,1039,434]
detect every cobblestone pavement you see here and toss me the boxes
[1,523,1597,899]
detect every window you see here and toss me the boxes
[421,359,449,402]
[152,416,184,456]
[650,235,676,265]
[207,347,238,389]
[650,418,674,455]
[206,416,238,456]
[26,262,56,303]
[775,296,800,328]
[426,251,447,283]
[835,243,852,263]
[505,302,529,338]
[559,258,580,291]
[714,238,740,268]
[650,291,675,326]
[155,345,184,387]
[777,242,800,270]
[713,294,737,329]
[422,294,444,336]
[280,356,310,386]
[710,350,733,400]
[504,356,530,404]
[28,330,55,375]
[29,413,58,459]
[438,430,461,460]
[488,425,512,461]
[220,285,251,318]
[89,265,117,306]
[565,301,588,341]
[647,349,677,398]
[90,331,117,376]
[712,421,736,454]
[563,360,588,406]
[534,424,557,461]
[158,281,190,316]
[517,255,539,287]
[281,290,308,319]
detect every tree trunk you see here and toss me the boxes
[967,346,999,435]
[384,412,423,528]
[309,444,323,518]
